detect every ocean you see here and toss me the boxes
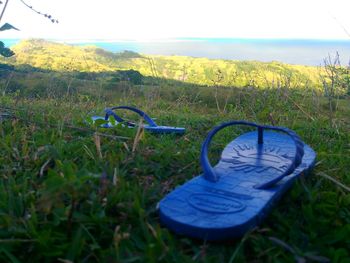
[2,38,350,66]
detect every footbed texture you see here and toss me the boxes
[159,131,316,240]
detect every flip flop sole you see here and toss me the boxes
[159,131,316,240]
[144,126,186,134]
[90,116,185,134]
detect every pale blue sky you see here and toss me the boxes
[1,0,350,40]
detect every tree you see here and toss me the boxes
[0,0,58,57]
[119,69,144,85]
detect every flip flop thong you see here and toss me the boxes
[91,106,185,134]
[159,120,316,240]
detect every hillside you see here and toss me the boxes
[2,39,322,89]
[0,38,349,262]
[0,72,349,262]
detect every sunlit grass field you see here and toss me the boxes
[0,78,349,263]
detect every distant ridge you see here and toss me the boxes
[1,39,323,89]
[2,37,350,66]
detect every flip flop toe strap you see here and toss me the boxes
[104,106,158,127]
[200,121,305,189]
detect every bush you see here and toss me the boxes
[118,69,143,85]
[6,81,26,93]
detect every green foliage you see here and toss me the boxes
[118,69,143,85]
[336,67,350,95]
[0,38,349,262]
[0,62,13,76]
[0,41,14,57]
[0,67,349,261]
[94,48,142,59]
[0,22,19,31]
[0,21,18,58]
[0,61,13,70]
[0,39,324,89]
[322,54,350,99]
[5,80,26,93]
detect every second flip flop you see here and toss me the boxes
[91,106,185,134]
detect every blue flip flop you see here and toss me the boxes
[91,106,185,134]
[159,121,316,240]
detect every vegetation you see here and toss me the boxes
[0,40,349,262]
[1,39,325,89]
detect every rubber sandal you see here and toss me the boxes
[158,120,316,240]
[91,106,185,134]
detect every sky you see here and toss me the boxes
[1,0,350,40]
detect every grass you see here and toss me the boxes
[0,79,349,262]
